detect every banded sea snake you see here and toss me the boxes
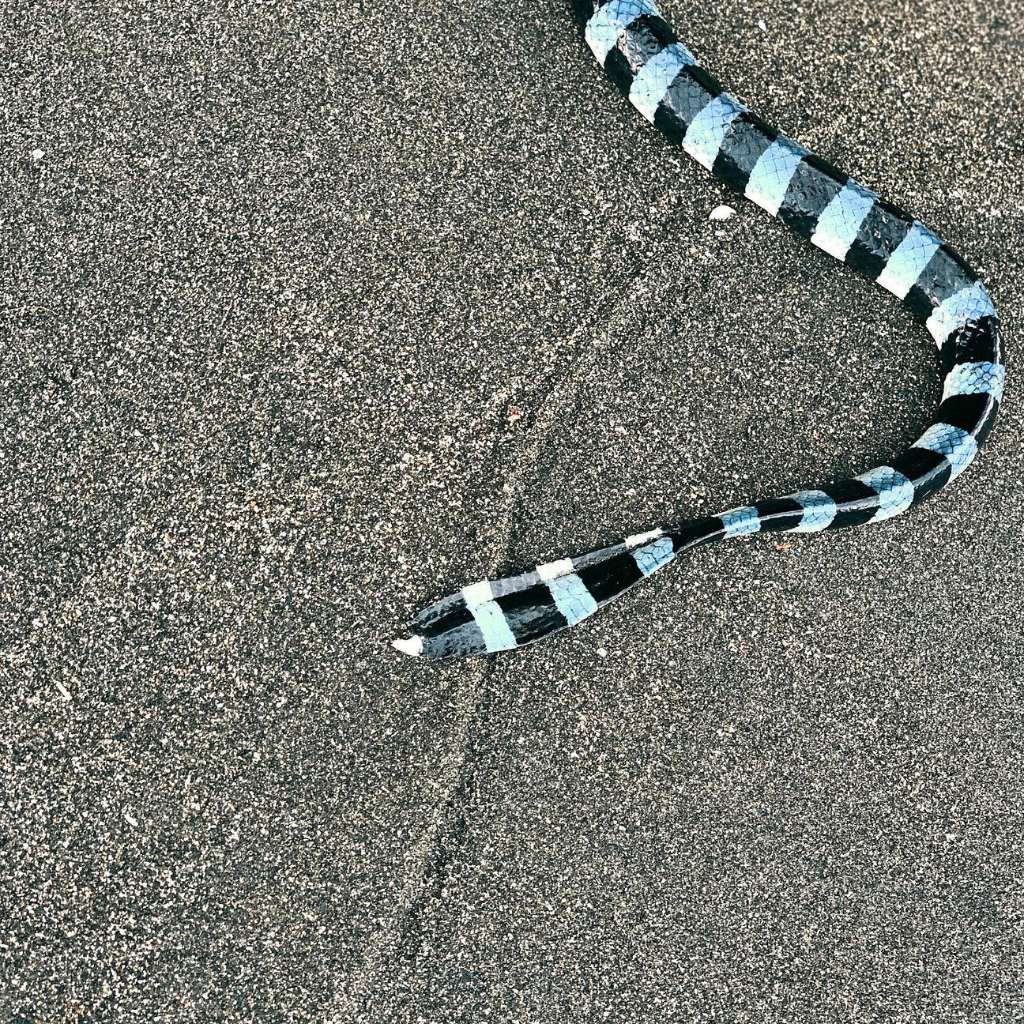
[393,0,1005,661]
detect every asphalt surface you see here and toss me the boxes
[2,0,1023,1021]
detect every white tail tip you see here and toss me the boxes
[392,635,424,657]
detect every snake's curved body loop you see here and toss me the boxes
[393,1,1004,661]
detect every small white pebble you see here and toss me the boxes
[709,204,736,222]
[54,680,72,702]
[758,19,768,31]
[124,808,139,827]
[31,148,44,162]
[596,647,608,659]
[392,635,423,657]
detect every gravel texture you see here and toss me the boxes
[2,0,1022,1021]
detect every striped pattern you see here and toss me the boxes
[943,360,1005,403]
[629,43,695,120]
[539,559,598,625]
[788,490,838,533]
[546,573,599,625]
[720,505,761,537]
[393,2,1005,660]
[633,536,675,575]
[745,139,807,216]
[876,223,943,300]
[855,467,915,522]
[585,0,658,63]
[811,181,877,261]
[926,281,996,345]
[460,581,518,653]
[683,94,746,169]
[914,423,979,480]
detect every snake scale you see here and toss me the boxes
[393,0,1005,661]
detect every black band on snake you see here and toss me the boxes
[393,0,1005,661]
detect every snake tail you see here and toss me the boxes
[393,0,1004,661]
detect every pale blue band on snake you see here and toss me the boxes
[392,0,1005,661]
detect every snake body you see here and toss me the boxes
[393,0,1005,661]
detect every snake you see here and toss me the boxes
[393,0,1005,661]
